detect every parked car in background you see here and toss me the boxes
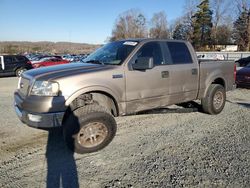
[235,56,250,67]
[62,54,88,62]
[0,55,33,77]
[30,55,62,64]
[32,58,69,68]
[236,64,250,88]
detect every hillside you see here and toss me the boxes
[0,41,101,55]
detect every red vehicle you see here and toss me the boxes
[32,58,69,68]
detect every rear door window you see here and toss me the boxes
[167,42,193,64]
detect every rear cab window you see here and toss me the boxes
[166,42,193,64]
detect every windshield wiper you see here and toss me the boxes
[84,60,104,65]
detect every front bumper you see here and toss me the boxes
[14,104,64,128]
[14,91,66,129]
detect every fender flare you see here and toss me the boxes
[65,86,120,115]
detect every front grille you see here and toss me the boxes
[18,77,30,96]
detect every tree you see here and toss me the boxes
[210,0,233,47]
[213,25,232,45]
[232,6,250,51]
[172,22,192,40]
[110,9,147,41]
[192,0,213,50]
[211,0,232,27]
[149,11,169,39]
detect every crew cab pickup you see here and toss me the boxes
[14,39,235,154]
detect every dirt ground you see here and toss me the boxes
[0,77,249,188]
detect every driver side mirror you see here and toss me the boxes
[132,57,154,70]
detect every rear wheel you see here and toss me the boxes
[15,67,27,77]
[63,104,117,154]
[201,84,226,115]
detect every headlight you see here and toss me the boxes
[30,81,59,96]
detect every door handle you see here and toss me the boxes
[192,68,198,75]
[161,71,169,78]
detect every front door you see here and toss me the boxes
[125,41,170,114]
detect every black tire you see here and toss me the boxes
[201,84,226,115]
[63,104,117,154]
[15,67,27,77]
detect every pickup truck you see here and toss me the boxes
[14,39,235,154]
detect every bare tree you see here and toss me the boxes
[183,0,199,22]
[176,0,200,42]
[232,1,250,51]
[210,0,234,46]
[211,0,232,27]
[149,11,169,39]
[110,9,147,41]
[235,0,250,12]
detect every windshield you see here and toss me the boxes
[83,41,138,65]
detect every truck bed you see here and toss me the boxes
[198,60,235,99]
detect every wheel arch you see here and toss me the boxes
[202,77,226,99]
[65,87,120,117]
[211,77,225,88]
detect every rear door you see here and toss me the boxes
[125,41,170,113]
[165,41,199,103]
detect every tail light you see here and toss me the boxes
[234,64,237,81]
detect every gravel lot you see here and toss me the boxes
[0,77,249,188]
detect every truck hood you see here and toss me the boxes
[23,63,115,80]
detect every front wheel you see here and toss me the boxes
[201,84,226,115]
[63,105,117,154]
[15,67,27,77]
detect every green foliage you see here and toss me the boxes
[173,22,192,40]
[232,7,250,51]
[192,0,213,50]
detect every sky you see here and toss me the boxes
[0,0,186,44]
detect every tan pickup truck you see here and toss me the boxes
[14,39,235,153]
